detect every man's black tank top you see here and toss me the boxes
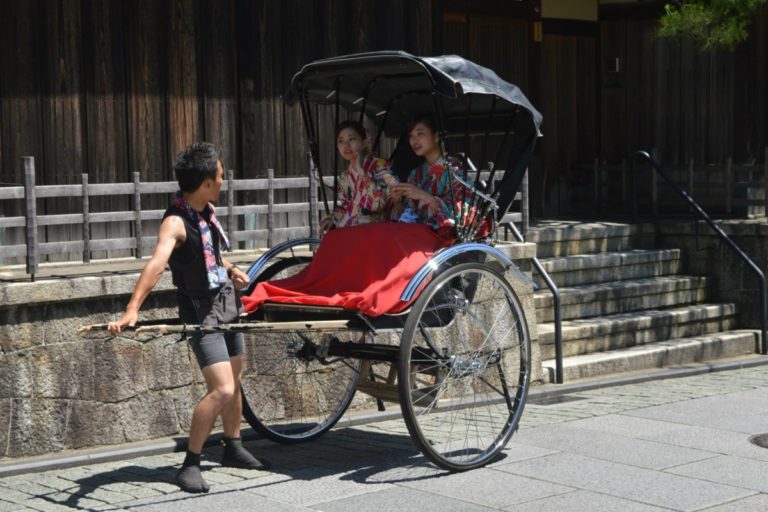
[163,205,223,297]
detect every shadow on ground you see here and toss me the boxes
[37,426,510,509]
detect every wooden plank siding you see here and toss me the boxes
[1,0,766,228]
[599,11,768,167]
[0,0,439,260]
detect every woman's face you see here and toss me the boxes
[336,127,368,163]
[408,122,439,158]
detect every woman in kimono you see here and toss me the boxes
[389,114,464,239]
[319,121,397,236]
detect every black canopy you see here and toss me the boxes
[287,51,542,139]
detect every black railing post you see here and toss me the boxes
[504,220,563,384]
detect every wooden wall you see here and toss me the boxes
[0,0,436,191]
[600,10,768,166]
[2,0,766,223]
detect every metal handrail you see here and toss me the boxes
[633,150,767,354]
[502,221,564,384]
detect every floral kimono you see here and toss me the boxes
[329,155,397,228]
[396,156,466,238]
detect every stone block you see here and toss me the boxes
[0,306,44,353]
[0,398,9,457]
[7,398,68,457]
[143,336,195,391]
[64,399,125,449]
[31,342,96,400]
[118,391,182,442]
[93,339,147,402]
[0,351,35,398]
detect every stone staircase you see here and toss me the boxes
[527,221,760,382]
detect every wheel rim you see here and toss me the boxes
[400,264,530,469]
[241,330,361,442]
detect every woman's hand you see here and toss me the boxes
[390,183,436,209]
[319,217,335,237]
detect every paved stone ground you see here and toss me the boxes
[3,365,768,511]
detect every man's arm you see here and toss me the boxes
[108,216,185,334]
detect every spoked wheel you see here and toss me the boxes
[241,329,361,443]
[240,254,359,443]
[398,262,531,471]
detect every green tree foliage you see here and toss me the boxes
[658,0,768,50]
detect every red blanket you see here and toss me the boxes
[241,222,451,316]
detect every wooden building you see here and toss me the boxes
[0,0,766,225]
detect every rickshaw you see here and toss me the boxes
[233,51,542,471]
[85,51,543,472]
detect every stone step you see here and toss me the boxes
[541,330,760,382]
[534,275,709,322]
[537,303,737,359]
[535,249,681,288]
[527,221,638,258]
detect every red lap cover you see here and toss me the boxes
[241,222,451,317]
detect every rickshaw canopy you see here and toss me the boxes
[286,51,542,139]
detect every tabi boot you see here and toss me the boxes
[220,436,272,470]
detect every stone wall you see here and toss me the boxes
[0,242,540,460]
[634,220,768,332]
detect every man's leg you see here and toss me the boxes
[221,354,244,438]
[177,361,235,493]
[219,354,271,470]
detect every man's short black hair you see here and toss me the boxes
[173,142,220,192]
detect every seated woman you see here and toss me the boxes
[320,121,397,236]
[241,117,462,317]
[389,114,465,239]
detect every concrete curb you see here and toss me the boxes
[2,355,767,478]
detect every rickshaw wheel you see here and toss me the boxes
[240,254,360,443]
[240,330,361,444]
[398,262,531,471]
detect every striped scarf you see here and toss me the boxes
[175,191,231,289]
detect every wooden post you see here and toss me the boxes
[521,168,529,236]
[726,156,732,215]
[267,168,274,248]
[593,157,600,215]
[227,168,235,250]
[81,173,90,263]
[133,172,143,258]
[23,157,38,280]
[308,153,319,240]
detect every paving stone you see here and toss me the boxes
[498,452,755,511]
[665,454,768,493]
[505,489,672,512]
[514,423,717,470]
[402,466,575,509]
[243,466,394,506]
[699,494,768,511]
[314,486,495,512]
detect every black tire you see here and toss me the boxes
[397,262,531,471]
[240,330,361,443]
[240,254,360,443]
